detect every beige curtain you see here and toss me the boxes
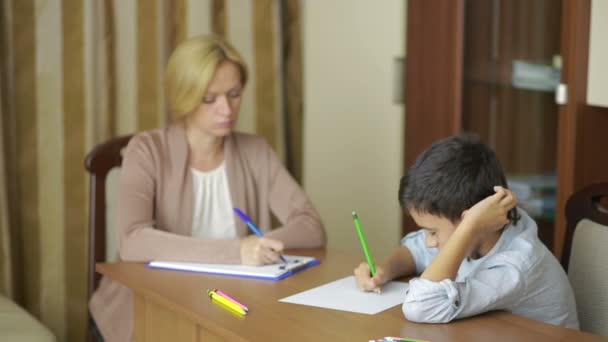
[281,0,304,182]
[0,0,302,341]
[0,41,14,301]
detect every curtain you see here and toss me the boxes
[0,0,303,341]
[0,34,14,301]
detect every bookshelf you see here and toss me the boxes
[405,0,608,256]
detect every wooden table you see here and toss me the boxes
[97,249,604,342]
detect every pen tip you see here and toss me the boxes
[352,211,358,218]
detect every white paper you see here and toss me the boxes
[148,255,316,280]
[279,276,409,314]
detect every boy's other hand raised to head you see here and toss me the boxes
[461,186,517,234]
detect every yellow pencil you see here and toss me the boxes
[207,289,247,315]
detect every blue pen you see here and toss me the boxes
[233,208,288,264]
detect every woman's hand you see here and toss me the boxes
[354,262,389,293]
[240,236,285,266]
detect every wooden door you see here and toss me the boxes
[403,0,464,233]
[404,0,463,168]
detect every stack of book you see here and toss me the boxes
[511,58,560,92]
[507,174,556,220]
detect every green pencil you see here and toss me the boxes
[352,211,376,276]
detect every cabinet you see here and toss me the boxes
[404,0,608,256]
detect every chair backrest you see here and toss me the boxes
[84,135,132,300]
[562,182,608,336]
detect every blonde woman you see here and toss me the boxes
[89,35,326,342]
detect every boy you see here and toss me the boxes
[354,135,578,328]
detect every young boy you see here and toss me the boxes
[354,135,579,328]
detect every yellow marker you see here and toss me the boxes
[207,289,247,315]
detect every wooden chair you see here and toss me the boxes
[84,134,133,341]
[562,182,608,336]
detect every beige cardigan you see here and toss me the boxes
[89,122,326,342]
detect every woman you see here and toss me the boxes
[89,34,326,342]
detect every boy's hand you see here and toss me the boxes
[462,186,517,234]
[354,262,388,293]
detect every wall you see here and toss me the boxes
[303,0,406,259]
[587,0,608,107]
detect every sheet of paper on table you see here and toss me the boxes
[279,276,409,315]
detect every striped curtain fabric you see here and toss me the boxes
[0,0,302,340]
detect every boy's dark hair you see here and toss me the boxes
[399,134,519,224]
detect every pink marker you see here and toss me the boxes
[214,289,249,312]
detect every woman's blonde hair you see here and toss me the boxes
[165,34,248,119]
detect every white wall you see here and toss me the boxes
[303,1,406,259]
[587,0,608,107]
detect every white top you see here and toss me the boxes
[401,208,579,329]
[190,163,237,239]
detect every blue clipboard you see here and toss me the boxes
[147,255,320,281]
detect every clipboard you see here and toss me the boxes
[147,255,320,281]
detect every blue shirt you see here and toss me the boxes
[401,208,579,328]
